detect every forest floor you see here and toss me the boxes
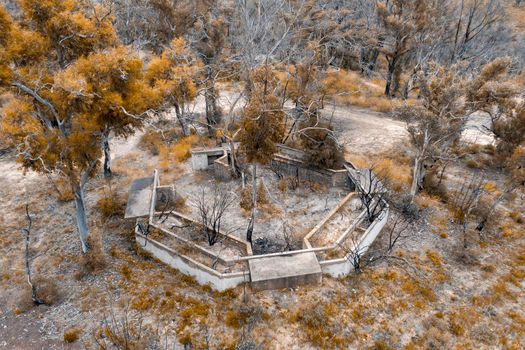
[0,90,524,349]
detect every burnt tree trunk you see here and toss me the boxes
[385,55,398,97]
[21,204,44,306]
[175,104,187,136]
[103,131,111,178]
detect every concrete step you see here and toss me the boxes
[248,251,322,291]
[125,177,154,219]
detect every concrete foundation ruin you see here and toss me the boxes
[125,146,389,291]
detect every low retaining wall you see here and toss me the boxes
[163,210,253,256]
[130,164,389,291]
[190,144,352,188]
[271,155,349,188]
[213,153,232,181]
[303,192,356,249]
[136,232,249,291]
[319,206,389,277]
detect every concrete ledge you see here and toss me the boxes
[125,177,154,219]
[248,252,322,291]
[136,231,250,291]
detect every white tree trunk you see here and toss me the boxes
[72,181,90,253]
[410,156,424,198]
[411,129,430,198]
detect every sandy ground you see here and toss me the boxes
[324,105,408,155]
[1,89,523,349]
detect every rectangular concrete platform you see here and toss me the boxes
[124,177,154,219]
[248,252,322,291]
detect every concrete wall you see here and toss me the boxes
[191,152,209,170]
[331,170,350,187]
[356,207,389,254]
[136,233,249,291]
[191,147,230,171]
[137,168,389,290]
[271,156,350,188]
[191,144,351,188]
[155,185,175,211]
[213,154,232,181]
[319,206,389,278]
[303,193,356,249]
[250,270,322,291]
[319,258,354,278]
[277,144,308,161]
[163,210,252,256]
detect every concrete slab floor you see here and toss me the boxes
[124,177,154,219]
[248,252,322,290]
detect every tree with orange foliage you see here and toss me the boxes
[57,47,161,178]
[146,38,200,136]
[395,66,466,198]
[0,1,158,253]
[238,66,285,243]
[466,58,525,160]
[283,49,344,170]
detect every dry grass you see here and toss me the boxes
[159,144,170,171]
[239,183,272,212]
[171,135,200,163]
[277,176,299,192]
[508,210,524,224]
[156,135,206,172]
[346,151,412,193]
[63,327,82,343]
[55,177,74,202]
[322,69,416,113]
[426,250,443,267]
[139,128,181,155]
[75,232,106,280]
[239,186,253,211]
[15,277,60,313]
[96,190,125,219]
[506,2,525,32]
[290,302,349,349]
[225,302,267,329]
[375,158,412,192]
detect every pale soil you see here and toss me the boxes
[325,104,409,155]
[0,92,523,349]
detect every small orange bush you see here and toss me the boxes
[172,135,200,163]
[63,328,81,343]
[426,250,443,267]
[55,178,74,202]
[96,191,124,219]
